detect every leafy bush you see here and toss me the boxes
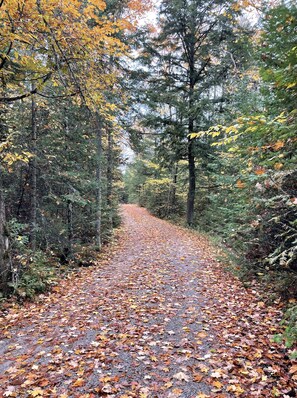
[10,251,57,299]
[282,304,297,349]
[274,304,297,358]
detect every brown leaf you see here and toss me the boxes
[289,365,297,374]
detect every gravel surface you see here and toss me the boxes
[0,205,295,398]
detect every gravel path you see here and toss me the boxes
[0,205,295,398]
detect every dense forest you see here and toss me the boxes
[0,0,296,347]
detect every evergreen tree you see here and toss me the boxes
[139,0,250,224]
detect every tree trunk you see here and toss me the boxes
[187,139,196,225]
[187,59,196,226]
[95,114,102,250]
[170,163,178,208]
[0,167,11,295]
[106,127,113,234]
[29,94,37,251]
[67,199,73,256]
[167,163,178,216]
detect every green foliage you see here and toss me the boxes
[274,304,297,353]
[260,4,297,111]
[125,155,186,219]
[10,251,57,299]
[139,178,184,218]
[188,2,297,307]
[7,219,29,249]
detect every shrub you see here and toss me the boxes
[10,251,57,299]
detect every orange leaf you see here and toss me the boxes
[272,140,285,150]
[236,180,246,188]
[255,167,265,175]
[193,372,204,382]
[72,378,85,387]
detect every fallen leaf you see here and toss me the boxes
[173,372,190,382]
[72,378,85,387]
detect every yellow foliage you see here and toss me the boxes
[0,0,145,111]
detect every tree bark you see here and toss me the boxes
[0,167,11,295]
[170,163,178,208]
[67,199,73,256]
[187,139,196,225]
[187,58,196,226]
[106,127,113,234]
[29,94,37,251]
[95,114,102,250]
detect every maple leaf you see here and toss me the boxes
[289,365,297,374]
[212,380,223,389]
[227,384,245,395]
[3,386,16,397]
[197,364,209,373]
[168,389,183,398]
[255,167,265,175]
[236,179,245,188]
[210,369,223,378]
[28,388,44,397]
[272,140,285,150]
[139,387,150,397]
[193,373,204,382]
[72,378,85,387]
[98,384,111,395]
[173,372,190,382]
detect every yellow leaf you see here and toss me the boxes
[227,384,245,394]
[274,162,283,170]
[28,388,44,397]
[212,380,223,389]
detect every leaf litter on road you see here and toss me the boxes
[0,205,296,397]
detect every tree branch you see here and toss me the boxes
[0,72,52,103]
